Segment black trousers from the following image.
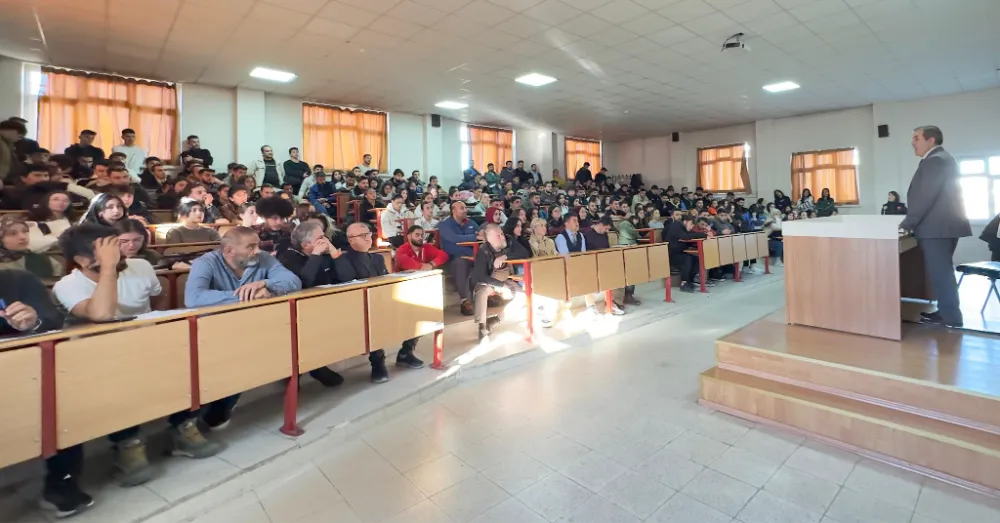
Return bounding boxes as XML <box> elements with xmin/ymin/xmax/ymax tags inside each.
<box><xmin>671</xmin><ymin>252</ymin><xmax>699</xmax><ymax>283</ymax></box>
<box><xmin>449</xmin><ymin>257</ymin><xmax>474</xmax><ymax>301</ymax></box>
<box><xmin>918</xmin><ymin>238</ymin><xmax>962</xmax><ymax>324</ymax></box>
<box><xmin>46</xmin><ymin>445</ymin><xmax>83</xmax><ymax>485</ymax></box>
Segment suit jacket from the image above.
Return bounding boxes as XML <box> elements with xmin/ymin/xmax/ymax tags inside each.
<box><xmin>899</xmin><ymin>147</ymin><xmax>972</xmax><ymax>239</ymax></box>
<box><xmin>332</xmin><ymin>248</ymin><xmax>387</xmax><ymax>282</ymax></box>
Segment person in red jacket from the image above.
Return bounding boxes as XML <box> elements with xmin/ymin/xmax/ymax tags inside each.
<box><xmin>396</xmin><ymin>225</ymin><xmax>449</xmax><ymax>271</ymax></box>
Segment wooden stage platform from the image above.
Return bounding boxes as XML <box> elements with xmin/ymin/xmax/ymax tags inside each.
<box><xmin>699</xmin><ymin>311</ymin><xmax>1000</xmax><ymax>498</ymax></box>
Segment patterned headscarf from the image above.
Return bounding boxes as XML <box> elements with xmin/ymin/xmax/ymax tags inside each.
<box><xmin>0</xmin><ymin>214</ymin><xmax>30</xmax><ymax>263</ymax></box>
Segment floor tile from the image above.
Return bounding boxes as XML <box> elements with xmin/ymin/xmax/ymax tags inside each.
<box><xmin>825</xmin><ymin>487</ymin><xmax>913</xmax><ymax>523</ymax></box>
<box><xmin>783</xmin><ymin>444</ymin><xmax>857</xmax><ymax>485</ymax></box>
<box><xmin>732</xmin><ymin>427</ymin><xmax>802</xmax><ymax>464</ymax></box>
<box><xmin>680</xmin><ymin>468</ymin><xmax>757</xmax><ymax>517</ymax></box>
<box><xmin>60</xmin><ymin>484</ymin><xmax>168</xmax><ymax>523</ymax></box>
<box><xmin>598</xmin><ymin>469</ymin><xmax>675</xmax><ymax>519</ymax></box>
<box><xmin>915</xmin><ymin>481</ymin><xmax>1000</xmax><ymax>523</ymax></box>
<box><xmin>524</xmin><ymin>434</ymin><xmax>592</xmax><ymax>472</ymax></box>
<box><xmin>736</xmin><ymin>490</ymin><xmax>822</xmax><ymax>523</ymax></box>
<box><xmin>480</xmin><ymin>452</ymin><xmax>553</xmax><ymax>495</ymax></box>
<box><xmin>337</xmin><ymin>473</ymin><xmax>426</xmax><ymax>523</ymax></box>
<box><xmin>632</xmin><ymin>448</ymin><xmax>705</xmax><ymax>490</ymax></box>
<box><xmin>291</xmin><ymin>501</ymin><xmax>363</xmax><ymax>523</ymax></box>
<box><xmin>558</xmin><ymin>451</ymin><xmax>628</xmax><ymax>492</ymax></box>
<box><xmin>378</xmin><ymin>499</ymin><xmax>453</xmax><ymax>523</ymax></box>
<box><xmin>256</xmin><ymin>463</ymin><xmax>343</xmax><ymax>523</ymax></box>
<box><xmin>144</xmin><ymin>456</ymin><xmax>241</xmax><ymax>504</ymax></box>
<box><xmin>516</xmin><ymin>473</ymin><xmax>595</xmax><ymax>522</ymax></box>
<box><xmin>664</xmin><ymin>431</ymin><xmax>730</xmax><ymax>466</ymax></box>
<box><xmin>375</xmin><ymin>433</ymin><xmax>452</xmax><ymax>473</ymax></box>
<box><xmin>647</xmin><ymin>492</ymin><xmax>733</xmax><ymax>523</ymax></box>
<box><xmin>763</xmin><ymin>466</ymin><xmax>841</xmax><ymax>514</ymax></box>
<box><xmin>469</xmin><ymin>498</ymin><xmax>546</xmax><ymax>523</ymax></box>
<box><xmin>430</xmin><ymin>474</ymin><xmax>509</xmax><ymax>523</ymax></box>
<box><xmin>693</xmin><ymin>412</ymin><xmax>753</xmax><ymax>445</ymax></box>
<box><xmin>405</xmin><ymin>454</ymin><xmax>478</xmax><ymax>496</ymax></box>
<box><xmin>451</xmin><ymin>436</ymin><xmax>518</xmax><ymax>472</ymax></box>
<box><xmin>559</xmin><ymin>495</ymin><xmax>641</xmax><ymax>523</ymax></box>
<box><xmin>188</xmin><ymin>493</ymin><xmax>270</xmax><ymax>523</ymax></box>
<box><xmin>589</xmin><ymin>430</ymin><xmax>665</xmax><ymax>468</ymax></box>
<box><xmin>710</xmin><ymin>446</ymin><xmax>781</xmax><ymax>488</ymax></box>
<box><xmin>842</xmin><ymin>460</ymin><xmax>922</xmax><ymax>512</ymax></box>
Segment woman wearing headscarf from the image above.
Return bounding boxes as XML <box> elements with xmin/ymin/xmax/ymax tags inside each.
<box><xmin>881</xmin><ymin>191</ymin><xmax>908</xmax><ymax>215</ymax></box>
<box><xmin>0</xmin><ymin>214</ymin><xmax>64</xmax><ymax>278</ymax></box>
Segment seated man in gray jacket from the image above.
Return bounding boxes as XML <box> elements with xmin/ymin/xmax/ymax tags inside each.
<box><xmin>185</xmin><ymin>226</ymin><xmax>301</xmax><ymax>307</ymax></box>
<box><xmin>472</xmin><ymin>223</ymin><xmax>522</xmax><ymax>341</ymax></box>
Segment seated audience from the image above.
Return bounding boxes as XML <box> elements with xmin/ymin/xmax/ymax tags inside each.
<box><xmin>380</xmin><ymin>193</ymin><xmax>407</xmax><ymax>247</ymax></box>
<box><xmin>26</xmin><ymin>189</ymin><xmax>75</xmax><ymax>252</ymax></box>
<box><xmin>395</xmin><ymin>224</ymin><xmax>448</xmax><ymax>271</ymax></box>
<box><xmin>307</xmin><ymin>171</ymin><xmax>336</xmax><ymax>215</ymax></box>
<box><xmin>254</xmin><ymin>196</ymin><xmax>294</xmax><ymax>253</ymax></box>
<box><xmin>185</xmin><ymin>226</ymin><xmax>300</xmax><ymax>307</ymax></box>
<box><xmin>359</xmin><ymin>187</ymin><xmax>380</xmax><ymax>222</ymax></box>
<box><xmin>439</xmin><ymin>201</ymin><xmax>483</xmax><ymax>315</ymax></box>
<box><xmin>113</xmin><ymin>184</ymin><xmax>154</xmax><ymax>224</ymax></box>
<box><xmin>0</xmin><ymin>214</ymin><xmax>63</xmax><ymax>278</ymax></box>
<box><xmin>666</xmin><ymin>214</ymin><xmax>708</xmax><ymax>292</ymax></box>
<box><xmin>115</xmin><ymin>219</ymin><xmax>166</xmax><ymax>268</ymax></box>
<box><xmin>334</xmin><ymin>223</ymin><xmax>425</xmax><ymax>382</ymax></box>
<box><xmin>165</xmin><ymin>199</ymin><xmax>222</xmax><ymax>244</ymax></box>
<box><xmin>413</xmin><ymin>201</ymin><xmax>439</xmax><ymax>232</ymax></box>
<box><xmin>181</xmin><ymin>183</ymin><xmax>225</xmax><ymax>223</ymax></box>
<box><xmin>796</xmin><ymin>188</ymin><xmax>814</xmax><ymax>214</ymax></box>
<box><xmin>274</xmin><ymin>220</ymin><xmax>350</xmax><ymax>388</ymax></box>
<box><xmin>239</xmin><ymin>202</ymin><xmax>259</xmax><ymax>227</ymax></box>
<box><xmin>472</xmin><ymin>224</ymin><xmax>521</xmax><ymax>340</ymax></box>
<box><xmin>587</xmin><ymin>216</ymin><xmax>638</xmax><ymax>308</ymax></box>
<box><xmin>502</xmin><ymin>217</ymin><xmax>532</xmax><ymax>259</ymax></box>
<box><xmin>556</xmin><ymin>214</ymin><xmax>622</xmax><ymax>315</ymax></box>
<box><xmin>882</xmin><ymin>191</ymin><xmax>907</xmax><ymax>215</ymax></box>
<box><xmin>79</xmin><ymin>192</ymin><xmax>127</xmax><ymax>226</ymax></box>
<box><xmin>157</xmin><ymin>178</ymin><xmax>187</xmax><ymax>211</ymax></box>
<box><xmin>815</xmin><ymin>188</ymin><xmax>836</xmax><ymax>217</ymax></box>
<box><xmin>219</xmin><ymin>184</ymin><xmax>249</xmax><ymax>222</ymax></box>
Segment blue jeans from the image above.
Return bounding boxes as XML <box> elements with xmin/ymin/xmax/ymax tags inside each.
<box><xmin>768</xmin><ymin>240</ymin><xmax>784</xmax><ymax>260</ymax></box>
<box><xmin>108</xmin><ymin>394</ymin><xmax>241</xmax><ymax>443</ymax></box>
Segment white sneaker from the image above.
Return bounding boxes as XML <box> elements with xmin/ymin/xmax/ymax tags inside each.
<box><xmin>609</xmin><ymin>303</ymin><xmax>625</xmax><ymax>316</ymax></box>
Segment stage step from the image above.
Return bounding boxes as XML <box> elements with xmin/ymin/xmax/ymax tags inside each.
<box><xmin>699</xmin><ymin>367</ymin><xmax>1000</xmax><ymax>496</ymax></box>
<box><xmin>716</xmin><ymin>340</ymin><xmax>1000</xmax><ymax>434</ymax></box>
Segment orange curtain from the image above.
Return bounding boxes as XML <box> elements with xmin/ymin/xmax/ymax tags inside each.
<box><xmin>791</xmin><ymin>148</ymin><xmax>859</xmax><ymax>205</ymax></box>
<box><xmin>565</xmin><ymin>138</ymin><xmax>601</xmax><ymax>180</ymax></box>
<box><xmin>698</xmin><ymin>144</ymin><xmax>750</xmax><ymax>193</ymax></box>
<box><xmin>468</xmin><ymin>125</ymin><xmax>513</xmax><ymax>172</ymax></box>
<box><xmin>302</xmin><ymin>104</ymin><xmax>387</xmax><ymax>172</ymax></box>
<box><xmin>37</xmin><ymin>69</ymin><xmax>178</xmax><ymax>161</ymax></box>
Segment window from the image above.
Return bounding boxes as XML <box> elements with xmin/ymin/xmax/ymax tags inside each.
<box><xmin>958</xmin><ymin>155</ymin><xmax>1000</xmax><ymax>221</ymax></box>
<box><xmin>37</xmin><ymin>67</ymin><xmax>178</xmax><ymax>160</ymax></box>
<box><xmin>302</xmin><ymin>103</ymin><xmax>387</xmax><ymax>172</ymax></box>
<box><xmin>698</xmin><ymin>143</ymin><xmax>750</xmax><ymax>193</ymax></box>
<box><xmin>565</xmin><ymin>138</ymin><xmax>601</xmax><ymax>180</ymax></box>
<box><xmin>462</xmin><ymin>125</ymin><xmax>513</xmax><ymax>173</ymax></box>
<box><xmin>790</xmin><ymin>148</ymin><xmax>860</xmax><ymax>205</ymax></box>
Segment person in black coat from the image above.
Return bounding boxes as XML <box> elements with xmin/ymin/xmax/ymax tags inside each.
<box><xmin>471</xmin><ymin>223</ymin><xmax>522</xmax><ymax>340</ymax></box>
<box><xmin>772</xmin><ymin>189</ymin><xmax>792</xmax><ymax>214</ymax></box>
<box><xmin>881</xmin><ymin>191</ymin><xmax>908</xmax><ymax>215</ymax></box>
<box><xmin>666</xmin><ymin>215</ymin><xmax>707</xmax><ymax>292</ymax></box>
<box><xmin>333</xmin><ymin>223</ymin><xmax>424</xmax><ymax>383</ymax></box>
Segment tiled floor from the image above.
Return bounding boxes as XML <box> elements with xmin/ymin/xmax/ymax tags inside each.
<box><xmin>10</xmin><ymin>270</ymin><xmax>1000</xmax><ymax>523</ymax></box>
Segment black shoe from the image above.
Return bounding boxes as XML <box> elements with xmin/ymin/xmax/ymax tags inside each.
<box><xmin>920</xmin><ymin>315</ymin><xmax>963</xmax><ymax>328</ymax></box>
<box><xmin>920</xmin><ymin>311</ymin><xmax>941</xmax><ymax>320</ymax></box>
<box><xmin>396</xmin><ymin>352</ymin><xmax>425</xmax><ymax>369</ymax></box>
<box><xmin>478</xmin><ymin>324</ymin><xmax>490</xmax><ymax>341</ymax></box>
<box><xmin>487</xmin><ymin>295</ymin><xmax>503</xmax><ymax>307</ymax></box>
<box><xmin>41</xmin><ymin>477</ymin><xmax>94</xmax><ymax>519</ymax></box>
<box><xmin>460</xmin><ymin>300</ymin><xmax>474</xmax><ymax>316</ymax></box>
<box><xmin>485</xmin><ymin>316</ymin><xmax>501</xmax><ymax>333</ymax></box>
<box><xmin>310</xmin><ymin>367</ymin><xmax>345</xmax><ymax>388</ymax></box>
<box><xmin>680</xmin><ymin>282</ymin><xmax>696</xmax><ymax>293</ymax></box>
<box><xmin>623</xmin><ymin>294</ymin><xmax>641</xmax><ymax>305</ymax></box>
<box><xmin>371</xmin><ymin>358</ymin><xmax>389</xmax><ymax>383</ymax></box>
<box><xmin>203</xmin><ymin>400</ymin><xmax>237</xmax><ymax>432</ymax></box>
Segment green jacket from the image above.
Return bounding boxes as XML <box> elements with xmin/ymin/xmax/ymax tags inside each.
<box><xmin>616</xmin><ymin>220</ymin><xmax>640</xmax><ymax>245</ymax></box>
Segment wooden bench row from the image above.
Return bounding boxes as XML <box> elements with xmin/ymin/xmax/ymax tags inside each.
<box><xmin>0</xmin><ymin>271</ymin><xmax>445</xmax><ymax>470</ymax></box>
<box><xmin>684</xmin><ymin>232</ymin><xmax>772</xmax><ymax>292</ymax></box>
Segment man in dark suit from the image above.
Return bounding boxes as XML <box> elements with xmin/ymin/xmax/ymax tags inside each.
<box><xmin>900</xmin><ymin>126</ymin><xmax>972</xmax><ymax>327</ymax></box>
<box><xmin>334</xmin><ymin>223</ymin><xmax>425</xmax><ymax>382</ymax></box>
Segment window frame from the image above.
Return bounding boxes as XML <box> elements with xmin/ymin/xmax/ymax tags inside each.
<box><xmin>789</xmin><ymin>146</ymin><xmax>861</xmax><ymax>207</ymax></box>
<box><xmin>957</xmin><ymin>154</ymin><xmax>1000</xmax><ymax>223</ymax></box>
<box><xmin>565</xmin><ymin>137</ymin><xmax>602</xmax><ymax>181</ymax></box>
<box><xmin>697</xmin><ymin>142</ymin><xmax>751</xmax><ymax>194</ymax></box>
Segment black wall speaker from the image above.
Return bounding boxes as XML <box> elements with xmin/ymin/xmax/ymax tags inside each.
<box><xmin>877</xmin><ymin>124</ymin><xmax>889</xmax><ymax>138</ymax></box>
<box><xmin>430</xmin><ymin>114</ymin><xmax>442</xmax><ymax>128</ymax></box>
<box><xmin>671</xmin><ymin>132</ymin><xmax>680</xmax><ymax>142</ymax></box>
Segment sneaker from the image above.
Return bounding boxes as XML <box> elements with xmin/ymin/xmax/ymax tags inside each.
<box><xmin>41</xmin><ymin>477</ymin><xmax>94</xmax><ymax>519</ymax></box>
<box><xmin>460</xmin><ymin>300</ymin><xmax>474</xmax><ymax>316</ymax></box>
<box><xmin>396</xmin><ymin>352</ymin><xmax>425</xmax><ymax>369</ymax></box>
<box><xmin>310</xmin><ymin>367</ymin><xmax>345</xmax><ymax>387</ymax></box>
<box><xmin>704</xmin><ymin>280</ymin><xmax>717</xmax><ymax>287</ymax></box>
<box><xmin>609</xmin><ymin>302</ymin><xmax>625</xmax><ymax>316</ymax></box>
<box><xmin>485</xmin><ymin>316</ymin><xmax>502</xmax><ymax>333</ymax></box>
<box><xmin>538</xmin><ymin>306</ymin><xmax>553</xmax><ymax>328</ymax></box>
<box><xmin>680</xmin><ymin>282</ymin><xmax>696</xmax><ymax>293</ymax></box>
<box><xmin>623</xmin><ymin>294</ymin><xmax>641</xmax><ymax>306</ymax></box>
<box><xmin>478</xmin><ymin>324</ymin><xmax>490</xmax><ymax>341</ymax></box>
<box><xmin>114</xmin><ymin>438</ymin><xmax>153</xmax><ymax>487</ymax></box>
<box><xmin>487</xmin><ymin>295</ymin><xmax>503</xmax><ymax>308</ymax></box>
<box><xmin>203</xmin><ymin>401</ymin><xmax>237</xmax><ymax>432</ymax></box>
<box><xmin>371</xmin><ymin>358</ymin><xmax>390</xmax><ymax>383</ymax></box>
<box><xmin>170</xmin><ymin>420</ymin><xmax>223</xmax><ymax>459</ymax></box>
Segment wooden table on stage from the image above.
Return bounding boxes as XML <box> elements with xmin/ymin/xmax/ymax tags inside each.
<box><xmin>783</xmin><ymin>215</ymin><xmax>931</xmax><ymax>341</ymax></box>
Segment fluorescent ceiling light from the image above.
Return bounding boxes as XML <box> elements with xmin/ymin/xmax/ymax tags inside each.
<box><xmin>435</xmin><ymin>101</ymin><xmax>468</xmax><ymax>109</ymax></box>
<box><xmin>763</xmin><ymin>81</ymin><xmax>799</xmax><ymax>93</ymax></box>
<box><xmin>516</xmin><ymin>73</ymin><xmax>557</xmax><ymax>87</ymax></box>
<box><xmin>250</xmin><ymin>67</ymin><xmax>296</xmax><ymax>83</ymax></box>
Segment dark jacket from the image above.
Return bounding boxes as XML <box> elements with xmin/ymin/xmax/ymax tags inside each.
<box><xmin>471</xmin><ymin>241</ymin><xmax>509</xmax><ymax>288</ymax></box>
<box><xmin>665</xmin><ymin>221</ymin><xmax>706</xmax><ymax>254</ymax></box>
<box><xmin>277</xmin><ymin>247</ymin><xmax>339</xmax><ymax>288</ymax></box>
<box><xmin>899</xmin><ymin>147</ymin><xmax>972</xmax><ymax>239</ymax></box>
<box><xmin>439</xmin><ymin>216</ymin><xmax>480</xmax><ymax>258</ymax></box>
<box><xmin>881</xmin><ymin>201</ymin><xmax>908</xmax><ymax>215</ymax></box>
<box><xmin>64</xmin><ymin>144</ymin><xmax>106</xmax><ymax>162</ymax></box>
<box><xmin>180</xmin><ymin>148</ymin><xmax>213</xmax><ymax>168</ymax></box>
<box><xmin>333</xmin><ymin>247</ymin><xmax>387</xmax><ymax>281</ymax></box>
<box><xmin>0</xmin><ymin>269</ymin><xmax>64</xmax><ymax>338</ymax></box>
<box><xmin>583</xmin><ymin>229</ymin><xmax>610</xmax><ymax>250</ymax></box>
<box><xmin>283</xmin><ymin>160</ymin><xmax>310</xmax><ymax>192</ymax></box>
<box><xmin>575</xmin><ymin>168</ymin><xmax>593</xmax><ymax>184</ymax></box>
<box><xmin>774</xmin><ymin>195</ymin><xmax>793</xmax><ymax>213</ymax></box>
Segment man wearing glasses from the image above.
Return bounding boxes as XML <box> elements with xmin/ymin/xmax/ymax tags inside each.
<box><xmin>334</xmin><ymin>223</ymin><xmax>425</xmax><ymax>383</ymax></box>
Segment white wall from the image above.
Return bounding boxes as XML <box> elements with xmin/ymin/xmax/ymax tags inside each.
<box><xmin>0</xmin><ymin>56</ymin><xmax>22</xmax><ymax>122</ymax></box>
<box><xmin>264</xmin><ymin>93</ymin><xmax>304</xmax><ymax>165</ymax></box>
<box><xmin>440</xmin><ymin>117</ymin><xmax>463</xmax><ymax>188</ymax></box>
<box><xmin>515</xmin><ymin>128</ymin><xmax>555</xmax><ymax>179</ymax></box>
<box><xmin>179</xmin><ymin>84</ymin><xmax>236</xmax><ymax>168</ymax></box>
<box><xmin>235</xmin><ymin>88</ymin><xmax>266</xmax><ymax>168</ymax></box>
<box><xmin>388</xmin><ymin>112</ymin><xmax>425</xmax><ymax>177</ymax></box>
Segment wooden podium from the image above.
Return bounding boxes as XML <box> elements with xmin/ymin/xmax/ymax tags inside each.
<box><xmin>783</xmin><ymin>215</ymin><xmax>929</xmax><ymax>340</ymax></box>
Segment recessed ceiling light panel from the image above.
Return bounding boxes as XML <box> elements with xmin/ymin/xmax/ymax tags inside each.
<box><xmin>435</xmin><ymin>101</ymin><xmax>468</xmax><ymax>109</ymax></box>
<box><xmin>763</xmin><ymin>81</ymin><xmax>800</xmax><ymax>93</ymax></box>
<box><xmin>250</xmin><ymin>67</ymin><xmax>296</xmax><ymax>83</ymax></box>
<box><xmin>516</xmin><ymin>73</ymin><xmax>557</xmax><ymax>87</ymax></box>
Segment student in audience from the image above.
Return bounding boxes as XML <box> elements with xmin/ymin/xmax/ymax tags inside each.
<box><xmin>307</xmin><ymin>171</ymin><xmax>336</xmax><ymax>216</ymax></box>
<box><xmin>180</xmin><ymin>135</ymin><xmax>213</xmax><ymax>167</ymax></box>
<box><xmin>0</xmin><ymin>214</ymin><xmax>63</xmax><ymax>277</ymax></box>
<box><xmin>588</xmin><ymin>216</ymin><xmax>638</xmax><ymax>308</ymax></box>
<box><xmin>156</xmin><ymin>178</ymin><xmax>185</xmax><ymax>211</ymax></box>
<box><xmin>356</xmin><ymin>153</ymin><xmax>374</xmax><ymax>174</ymax></box>
<box><xmin>185</xmin><ymin>226</ymin><xmax>300</xmax><ymax>309</ymax></box>
<box><xmin>139</xmin><ymin>161</ymin><xmax>167</xmax><ymax>192</ymax></box>
<box><xmin>237</xmin><ymin>175</ymin><xmax>257</xmax><ymax>198</ymax></box>
<box><xmin>470</xmin><ymin>223</ymin><xmax>519</xmax><ymax>340</ymax></box>
<box><xmin>181</xmin><ymin>183</ymin><xmax>225</xmax><ymax>224</ymax></box>
<box><xmin>764</xmin><ymin>208</ymin><xmax>784</xmax><ymax>265</ymax></box>
<box><xmin>26</xmin><ymin>189</ymin><xmax>75</xmax><ymax>251</ymax></box>
<box><xmin>574</xmin><ymin>162</ymin><xmax>593</xmax><ymax>185</ymax></box>
<box><xmin>254</xmin><ymin>196</ymin><xmax>294</xmax><ymax>253</ymax></box>
<box><xmin>111</xmin><ymin>129</ymin><xmax>145</xmax><ymax>181</ymax></box>
<box><xmin>413</xmin><ymin>201</ymin><xmax>439</xmax><ymax>232</ymax></box>
<box><xmin>380</xmin><ymin>193</ymin><xmax>407</xmax><ymax>247</ymax></box>
<box><xmin>647</xmin><ymin>209</ymin><xmax>665</xmax><ymax>229</ymax></box>
<box><xmin>219</xmin><ymin>185</ymin><xmax>249</xmax><ymax>223</ymax></box>
<box><xmin>115</xmin><ymin>219</ymin><xmax>167</xmax><ymax>268</ymax></box>
<box><xmin>378</xmin><ymin>180</ymin><xmax>395</xmax><ymax>203</ymax></box>
<box><xmin>547</xmin><ymin>205</ymin><xmax>565</xmax><ymax>234</ymax></box>
<box><xmin>334</xmin><ymin>223</ymin><xmax>424</xmax><ymax>382</ymax></box>
<box><xmin>247</xmin><ymin>145</ymin><xmax>284</xmax><ymax>188</ymax></box>
<box><xmin>113</xmin><ymin>184</ymin><xmax>154</xmax><ymax>224</ymax></box>
<box><xmin>282</xmin><ymin>147</ymin><xmax>309</xmax><ymax>194</ymax></box>
<box><xmin>796</xmin><ymin>188</ymin><xmax>814</xmax><ymax>214</ymax></box>
<box><xmin>238</xmin><ymin>202</ymin><xmax>259</xmax><ymax>228</ymax></box>
<box><xmin>64</xmin><ymin>129</ymin><xmax>105</xmax><ymax>163</ymax></box>
<box><xmin>166</xmin><ymin>199</ymin><xmax>222</xmax><ymax>244</ymax></box>
<box><xmin>555</xmin><ymin>213</ymin><xmax>586</xmax><ymax>254</ymax></box>
<box><xmin>502</xmin><ymin>217</ymin><xmax>532</xmax><ymax>259</ymax></box>
<box><xmin>395</xmin><ymin>224</ymin><xmax>449</xmax><ymax>271</ymax></box>
<box><xmin>529</xmin><ymin>218</ymin><xmax>556</xmax><ymax>257</ymax></box>
<box><xmin>79</xmin><ymin>192</ymin><xmax>126</xmax><ymax>226</ymax></box>
<box><xmin>772</xmin><ymin>189</ymin><xmax>792</xmax><ymax>213</ymax></box>
<box><xmin>439</xmin><ymin>201</ymin><xmax>483</xmax><ymax>316</ymax></box>
<box><xmin>882</xmin><ymin>191</ymin><xmax>907</xmax><ymax>215</ymax></box>
<box><xmin>666</xmin><ymin>215</ymin><xmax>708</xmax><ymax>293</ymax></box>
<box><xmin>814</xmin><ymin>188</ymin><xmax>836</xmax><ymax>217</ymax></box>
<box><xmin>616</xmin><ymin>213</ymin><xmax>640</xmax><ymax>245</ymax></box>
